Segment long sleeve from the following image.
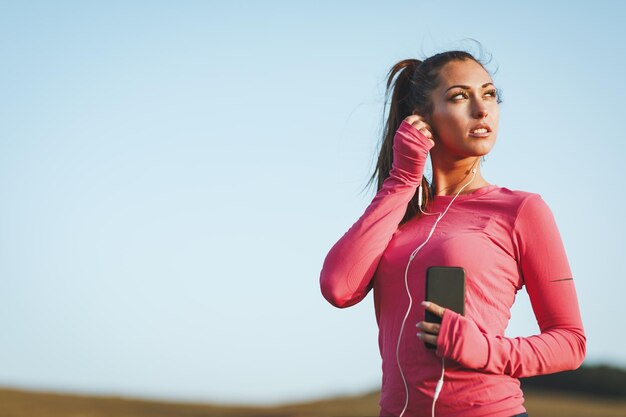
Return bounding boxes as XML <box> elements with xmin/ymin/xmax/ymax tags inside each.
<box><xmin>319</xmin><ymin>120</ymin><xmax>434</xmax><ymax>308</ymax></box>
<box><xmin>436</xmin><ymin>194</ymin><xmax>586</xmax><ymax>377</ymax></box>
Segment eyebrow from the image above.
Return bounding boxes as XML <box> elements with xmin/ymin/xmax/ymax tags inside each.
<box><xmin>445</xmin><ymin>82</ymin><xmax>495</xmax><ymax>92</ymax></box>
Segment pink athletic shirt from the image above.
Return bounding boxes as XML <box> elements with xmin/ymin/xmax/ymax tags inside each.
<box><xmin>319</xmin><ymin>120</ymin><xmax>586</xmax><ymax>417</ymax></box>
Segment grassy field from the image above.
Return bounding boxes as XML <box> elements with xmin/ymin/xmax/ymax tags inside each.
<box><xmin>1</xmin><ymin>386</ymin><xmax>625</xmax><ymax>417</ymax></box>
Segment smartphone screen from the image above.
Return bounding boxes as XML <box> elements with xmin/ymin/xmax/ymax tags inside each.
<box><xmin>424</xmin><ymin>266</ymin><xmax>465</xmax><ymax>348</ymax></box>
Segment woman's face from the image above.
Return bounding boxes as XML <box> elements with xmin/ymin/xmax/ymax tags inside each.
<box><xmin>426</xmin><ymin>59</ymin><xmax>500</xmax><ymax>162</ymax></box>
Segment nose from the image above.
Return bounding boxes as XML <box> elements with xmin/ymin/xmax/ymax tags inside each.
<box><xmin>473</xmin><ymin>100</ymin><xmax>489</xmax><ymax>119</ymax></box>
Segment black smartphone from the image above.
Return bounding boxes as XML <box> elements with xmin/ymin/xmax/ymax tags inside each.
<box><xmin>424</xmin><ymin>266</ymin><xmax>465</xmax><ymax>349</ymax></box>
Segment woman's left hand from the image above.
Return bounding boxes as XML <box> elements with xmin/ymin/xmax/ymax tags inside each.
<box><xmin>416</xmin><ymin>301</ymin><xmax>446</xmax><ymax>347</ymax></box>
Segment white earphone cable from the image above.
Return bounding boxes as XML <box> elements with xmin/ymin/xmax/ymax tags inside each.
<box><xmin>396</xmin><ymin>165</ymin><xmax>478</xmax><ymax>417</ymax></box>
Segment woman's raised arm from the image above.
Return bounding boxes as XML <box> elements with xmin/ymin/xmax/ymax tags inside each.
<box><xmin>319</xmin><ymin>120</ymin><xmax>435</xmax><ymax>308</ymax></box>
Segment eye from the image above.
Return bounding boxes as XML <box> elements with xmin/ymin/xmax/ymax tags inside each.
<box><xmin>450</xmin><ymin>88</ymin><xmax>501</xmax><ymax>102</ymax></box>
<box><xmin>487</xmin><ymin>87</ymin><xmax>503</xmax><ymax>103</ymax></box>
<box><xmin>450</xmin><ymin>91</ymin><xmax>468</xmax><ymax>100</ymax></box>
<box><xmin>485</xmin><ymin>88</ymin><xmax>498</xmax><ymax>98</ymax></box>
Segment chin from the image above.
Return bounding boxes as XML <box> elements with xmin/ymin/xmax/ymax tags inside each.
<box><xmin>468</xmin><ymin>140</ymin><xmax>496</xmax><ymax>155</ymax></box>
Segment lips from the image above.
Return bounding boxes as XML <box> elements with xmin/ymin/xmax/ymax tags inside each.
<box><xmin>469</xmin><ymin>123</ymin><xmax>491</xmax><ymax>134</ymax></box>
<box><xmin>469</xmin><ymin>123</ymin><xmax>492</xmax><ymax>137</ymax></box>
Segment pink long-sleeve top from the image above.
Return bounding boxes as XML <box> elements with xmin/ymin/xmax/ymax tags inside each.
<box><xmin>319</xmin><ymin>120</ymin><xmax>586</xmax><ymax>417</ymax></box>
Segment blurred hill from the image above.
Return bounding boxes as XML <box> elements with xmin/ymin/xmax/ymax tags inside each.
<box><xmin>520</xmin><ymin>363</ymin><xmax>626</xmax><ymax>397</ymax></box>
<box><xmin>0</xmin><ymin>364</ymin><xmax>624</xmax><ymax>417</ymax></box>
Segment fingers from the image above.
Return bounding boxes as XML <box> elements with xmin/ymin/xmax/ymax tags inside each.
<box><xmin>416</xmin><ymin>301</ymin><xmax>445</xmax><ymax>347</ymax></box>
<box><xmin>404</xmin><ymin>113</ymin><xmax>430</xmax><ymax>129</ymax></box>
<box><xmin>416</xmin><ymin>321</ymin><xmax>440</xmax><ymax>334</ymax></box>
<box><xmin>422</xmin><ymin>300</ymin><xmax>445</xmax><ymax>318</ymax></box>
<box><xmin>417</xmin><ymin>332</ymin><xmax>437</xmax><ymax>347</ymax></box>
<box><xmin>402</xmin><ymin>115</ymin><xmax>435</xmax><ymax>146</ymax></box>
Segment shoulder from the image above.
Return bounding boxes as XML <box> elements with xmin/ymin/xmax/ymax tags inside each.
<box><xmin>495</xmin><ymin>187</ymin><xmax>559</xmax><ymax>237</ymax></box>
<box><xmin>482</xmin><ymin>187</ymin><xmax>559</xmax><ymax>235</ymax></box>
<box><xmin>482</xmin><ymin>186</ymin><xmax>545</xmax><ymax>218</ymax></box>
<box><xmin>491</xmin><ymin>186</ymin><xmax>540</xmax><ymax>203</ymax></box>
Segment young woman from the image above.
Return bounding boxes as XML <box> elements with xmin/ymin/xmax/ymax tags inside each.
<box><xmin>319</xmin><ymin>50</ymin><xmax>586</xmax><ymax>417</ymax></box>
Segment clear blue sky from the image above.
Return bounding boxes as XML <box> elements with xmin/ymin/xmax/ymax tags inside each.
<box><xmin>1</xmin><ymin>0</ymin><xmax>624</xmax><ymax>407</ymax></box>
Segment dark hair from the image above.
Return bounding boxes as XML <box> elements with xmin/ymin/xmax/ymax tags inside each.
<box><xmin>365</xmin><ymin>49</ymin><xmax>502</xmax><ymax>226</ymax></box>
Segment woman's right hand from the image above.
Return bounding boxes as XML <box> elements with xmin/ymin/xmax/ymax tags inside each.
<box><xmin>402</xmin><ymin>114</ymin><xmax>435</xmax><ymax>148</ymax></box>
<box><xmin>389</xmin><ymin>114</ymin><xmax>436</xmax><ymax>185</ymax></box>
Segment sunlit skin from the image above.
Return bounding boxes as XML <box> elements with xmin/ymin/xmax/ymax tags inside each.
<box><xmin>408</xmin><ymin>58</ymin><xmax>500</xmax><ymax>196</ymax></box>
<box><xmin>404</xmin><ymin>59</ymin><xmax>501</xmax><ymax>347</ymax></box>
<box><xmin>416</xmin><ymin>301</ymin><xmax>445</xmax><ymax>347</ymax></box>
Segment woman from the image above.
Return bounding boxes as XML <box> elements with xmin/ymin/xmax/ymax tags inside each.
<box><xmin>319</xmin><ymin>50</ymin><xmax>586</xmax><ymax>417</ymax></box>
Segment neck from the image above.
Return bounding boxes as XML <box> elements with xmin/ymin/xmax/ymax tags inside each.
<box><xmin>430</xmin><ymin>157</ymin><xmax>489</xmax><ymax>196</ymax></box>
